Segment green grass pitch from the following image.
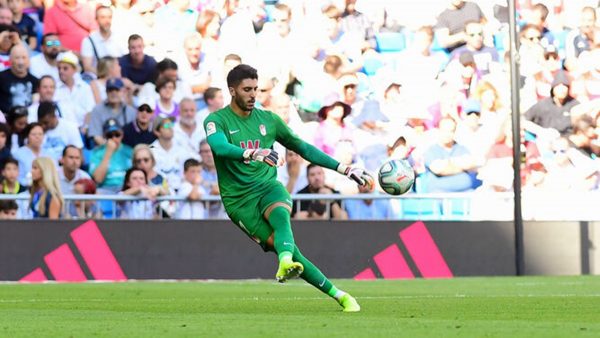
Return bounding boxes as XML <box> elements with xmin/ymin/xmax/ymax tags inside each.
<box><xmin>0</xmin><ymin>276</ymin><xmax>599</xmax><ymax>337</ymax></box>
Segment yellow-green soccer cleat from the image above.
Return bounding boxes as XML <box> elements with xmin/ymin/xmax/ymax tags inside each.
<box><xmin>339</xmin><ymin>294</ymin><xmax>361</xmax><ymax>312</ymax></box>
<box><xmin>275</xmin><ymin>260</ymin><xmax>304</xmax><ymax>283</ymax></box>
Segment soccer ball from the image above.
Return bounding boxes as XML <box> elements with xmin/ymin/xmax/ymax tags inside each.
<box><xmin>378</xmin><ymin>159</ymin><xmax>415</xmax><ymax>195</ymax></box>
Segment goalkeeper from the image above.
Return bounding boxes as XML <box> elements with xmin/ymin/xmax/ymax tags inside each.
<box><xmin>204</xmin><ymin>64</ymin><xmax>373</xmax><ymax>312</ymax></box>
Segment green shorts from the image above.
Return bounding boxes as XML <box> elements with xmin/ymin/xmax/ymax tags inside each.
<box><xmin>226</xmin><ymin>181</ymin><xmax>292</xmax><ymax>250</ymax></box>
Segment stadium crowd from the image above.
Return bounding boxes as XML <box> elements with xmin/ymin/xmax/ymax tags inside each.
<box><xmin>0</xmin><ymin>0</ymin><xmax>599</xmax><ymax>220</ymax></box>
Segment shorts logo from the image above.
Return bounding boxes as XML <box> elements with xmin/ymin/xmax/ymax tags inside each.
<box><xmin>206</xmin><ymin>122</ymin><xmax>216</xmax><ymax>136</ymax></box>
<box><xmin>259</xmin><ymin>124</ymin><xmax>266</xmax><ymax>136</ymax></box>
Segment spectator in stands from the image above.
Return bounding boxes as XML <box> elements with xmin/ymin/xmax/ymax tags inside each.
<box><xmin>68</xmin><ymin>178</ymin><xmax>101</xmax><ymax>219</ymax></box>
<box><xmin>524</xmin><ymin>71</ymin><xmax>579</xmax><ymax>136</ymax></box>
<box><xmin>90</xmin><ymin>57</ymin><xmax>127</xmax><ymax>104</ymax></box>
<box><xmin>118</xmin><ymin>34</ymin><xmax>157</xmax><ymax>87</ymax></box>
<box><xmin>195</xmin><ymin>9</ymin><xmax>220</xmax><ymax>61</ymax></box>
<box><xmin>341</xmin><ymin>0</ymin><xmax>375</xmax><ymax>51</ymax></box>
<box><xmin>0</xmin><ymin>122</ymin><xmax>10</xmax><ymax>162</ymax></box>
<box><xmin>13</xmin><ymin>122</ymin><xmax>52</xmax><ymax>185</ymax></box>
<box><xmin>150</xmin><ymin>116</ymin><xmax>188</xmax><ymax>191</ymax></box>
<box><xmin>321</xmin><ymin>5</ymin><xmax>363</xmax><ymax>72</ymax></box>
<box><xmin>210</xmin><ymin>53</ymin><xmax>241</xmax><ymax>104</ymax></box>
<box><xmin>27</xmin><ymin>76</ymin><xmax>78</xmax><ymax>125</ymax></box>
<box><xmin>88</xmin><ymin>77</ymin><xmax>136</xmax><ymax>145</ymax></box>
<box><xmin>132</xmin><ymin>143</ymin><xmax>169</xmax><ymax>194</ymax></box>
<box><xmin>37</xmin><ymin>101</ymin><xmax>83</xmax><ymax>161</ymax></box>
<box><xmin>43</xmin><ymin>0</ymin><xmax>96</xmax><ymax>53</ymax></box>
<box><xmin>117</xmin><ymin>167</ymin><xmax>155</xmax><ymax>219</ymax></box>
<box><xmin>81</xmin><ymin>5</ymin><xmax>125</xmax><ymax>74</ymax></box>
<box><xmin>153</xmin><ymin>77</ymin><xmax>179</xmax><ymax>119</ymax></box>
<box><xmin>345</xmin><ymin>178</ymin><xmax>392</xmax><ymax>220</ymax></box>
<box><xmin>89</xmin><ymin>118</ymin><xmax>133</xmax><ymax>193</ymax></box>
<box><xmin>572</xmin><ymin>47</ymin><xmax>600</xmax><ymax>102</ymax></box>
<box><xmin>29</xmin><ymin>33</ymin><xmax>61</xmax><ymax>82</ymax></box>
<box><xmin>0</xmin><ymin>7</ymin><xmax>13</xmax><ymax>25</ymax></box>
<box><xmin>138</xmin><ymin>58</ymin><xmax>192</xmax><ymax>105</ymax></box>
<box><xmin>6</xmin><ymin>105</ymin><xmax>28</xmax><ymax>152</ymax></box>
<box><xmin>176</xmin><ymin>158</ymin><xmax>207</xmax><ymax>219</ymax></box>
<box><xmin>153</xmin><ymin>0</ymin><xmax>198</xmax><ymax>57</ymax></box>
<box><xmin>0</xmin><ymin>199</ymin><xmax>18</xmax><ymax>219</ymax></box>
<box><xmin>450</xmin><ymin>21</ymin><xmax>499</xmax><ymax>75</ymax></box>
<box><xmin>420</xmin><ymin>117</ymin><xmax>480</xmax><ymax>193</ymax></box>
<box><xmin>58</xmin><ymin>145</ymin><xmax>91</xmax><ymax>194</ymax></box>
<box><xmin>0</xmin><ymin>44</ymin><xmax>38</xmax><ymax>114</ymax></box>
<box><xmin>122</xmin><ymin>103</ymin><xmax>156</xmax><ymax>148</ymax></box>
<box><xmin>518</xmin><ymin>24</ymin><xmax>546</xmax><ymax>77</ymax></box>
<box><xmin>565</xmin><ymin>6</ymin><xmax>597</xmax><ymax>68</ymax></box>
<box><xmin>255</xmin><ymin>75</ymin><xmax>274</xmax><ymax>109</ymax></box>
<box><xmin>0</xmin><ymin>24</ymin><xmax>20</xmax><ymax>72</ymax></box>
<box><xmin>174</xmin><ymin>98</ymin><xmax>202</xmax><ymax>158</ymax></box>
<box><xmin>1</xmin><ymin>157</ymin><xmax>26</xmax><ymax>193</ymax></box>
<box><xmin>178</xmin><ymin>32</ymin><xmax>212</xmax><ymax>110</ymax></box>
<box><xmin>29</xmin><ymin>156</ymin><xmax>63</xmax><ymax>219</ymax></box>
<box><xmin>277</xmin><ymin>148</ymin><xmax>308</xmax><ymax>194</ymax></box>
<box><xmin>435</xmin><ymin>0</ymin><xmax>485</xmax><ymax>52</ymax></box>
<box><xmin>7</xmin><ymin>0</ymin><xmax>36</xmax><ymax>50</ymax></box>
<box><xmin>196</xmin><ymin>87</ymin><xmax>224</xmax><ymax>126</ymax></box>
<box><xmin>197</xmin><ymin>139</ymin><xmax>225</xmax><ymax>219</ymax></box>
<box><xmin>314</xmin><ymin>96</ymin><xmax>354</xmax><ymax>156</ymax></box>
<box><xmin>525</xmin><ymin>3</ymin><xmax>552</xmax><ymax>43</ymax></box>
<box><xmin>292</xmin><ymin>164</ymin><xmax>348</xmax><ymax>220</ymax></box>
<box><xmin>54</xmin><ymin>51</ymin><xmax>95</xmax><ymax>128</ymax></box>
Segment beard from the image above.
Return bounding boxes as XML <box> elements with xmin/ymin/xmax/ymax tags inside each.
<box><xmin>234</xmin><ymin>95</ymin><xmax>254</xmax><ymax>112</ymax></box>
<box><xmin>180</xmin><ymin>117</ymin><xmax>195</xmax><ymax>126</ymax></box>
<box><xmin>47</xmin><ymin>50</ymin><xmax>59</xmax><ymax>60</ymax></box>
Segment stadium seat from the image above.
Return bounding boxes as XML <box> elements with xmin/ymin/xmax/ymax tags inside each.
<box><xmin>375</xmin><ymin>32</ymin><xmax>406</xmax><ymax>53</ymax></box>
<box><xmin>361</xmin><ymin>56</ymin><xmax>384</xmax><ymax>76</ymax></box>
<box><xmin>99</xmin><ymin>200</ymin><xmax>117</xmax><ymax>219</ymax></box>
<box><xmin>442</xmin><ymin>198</ymin><xmax>470</xmax><ymax>220</ymax></box>
<box><xmin>401</xmin><ymin>198</ymin><xmax>442</xmax><ymax>220</ymax></box>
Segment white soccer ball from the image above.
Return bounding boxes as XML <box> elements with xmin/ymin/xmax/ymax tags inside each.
<box><xmin>378</xmin><ymin>159</ymin><xmax>415</xmax><ymax>195</ymax></box>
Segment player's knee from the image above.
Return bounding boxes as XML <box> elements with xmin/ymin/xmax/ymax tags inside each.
<box><xmin>264</xmin><ymin>202</ymin><xmax>291</xmax><ymax>219</ymax></box>
<box><xmin>266</xmin><ymin>234</ymin><xmax>275</xmax><ymax>249</ymax></box>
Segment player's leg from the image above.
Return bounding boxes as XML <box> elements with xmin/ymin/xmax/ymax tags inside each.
<box><xmin>264</xmin><ymin>202</ymin><xmax>304</xmax><ymax>282</ymax></box>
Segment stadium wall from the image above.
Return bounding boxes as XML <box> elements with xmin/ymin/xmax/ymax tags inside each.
<box><xmin>1</xmin><ymin>220</ymin><xmax>597</xmax><ymax>282</ymax></box>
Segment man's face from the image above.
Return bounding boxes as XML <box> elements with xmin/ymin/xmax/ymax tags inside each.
<box><xmin>342</xmin><ymin>82</ymin><xmax>357</xmax><ymax>104</ymax></box>
<box><xmin>0</xmin><ymin>8</ymin><xmax>13</xmax><ymax>24</ymax></box>
<box><xmin>39</xmin><ymin>113</ymin><xmax>58</xmax><ymax>131</ymax></box>
<box><xmin>272</xmin><ymin>8</ymin><xmax>290</xmax><ymax>37</ymax></box>
<box><xmin>438</xmin><ymin>119</ymin><xmax>456</xmax><ymax>146</ymax></box>
<box><xmin>199</xmin><ymin>143</ymin><xmax>214</xmax><ymax>167</ymax></box>
<box><xmin>581</xmin><ymin>10</ymin><xmax>596</xmax><ymax>33</ymax></box>
<box><xmin>10</xmin><ymin>46</ymin><xmax>29</xmax><ymax>76</ymax></box>
<box><xmin>2</xmin><ymin>163</ymin><xmax>19</xmax><ymax>182</ymax></box>
<box><xmin>39</xmin><ymin>78</ymin><xmax>56</xmax><ymax>101</ymax></box>
<box><xmin>62</xmin><ymin>147</ymin><xmax>82</xmax><ymax>172</ymax></box>
<box><xmin>96</xmin><ymin>8</ymin><xmax>113</xmax><ymax>32</ymax></box>
<box><xmin>184</xmin><ymin>165</ymin><xmax>201</xmax><ymax>183</ymax></box>
<box><xmin>107</xmin><ymin>88</ymin><xmax>123</xmax><ymax>105</ymax></box>
<box><xmin>136</xmin><ymin>107</ymin><xmax>153</xmax><ymax>125</ymax></box>
<box><xmin>105</xmin><ymin>129</ymin><xmax>123</xmax><ymax>146</ymax></box>
<box><xmin>156</xmin><ymin>120</ymin><xmax>174</xmax><ymax>140</ymax></box>
<box><xmin>28</xmin><ymin>126</ymin><xmax>44</xmax><ymax>148</ymax></box>
<box><xmin>230</xmin><ymin>78</ymin><xmax>257</xmax><ymax>112</ymax></box>
<box><xmin>256</xmin><ymin>78</ymin><xmax>273</xmax><ymax>106</ymax></box>
<box><xmin>128</xmin><ymin>38</ymin><xmax>144</xmax><ymax>62</ymax></box>
<box><xmin>179</xmin><ymin>100</ymin><xmax>196</xmax><ymax>124</ymax></box>
<box><xmin>552</xmin><ymin>83</ymin><xmax>569</xmax><ymax>100</ymax></box>
<box><xmin>208</xmin><ymin>90</ymin><xmax>224</xmax><ymax>110</ymax></box>
<box><xmin>0</xmin><ymin>131</ymin><xmax>6</xmax><ymax>149</ymax></box>
<box><xmin>184</xmin><ymin>39</ymin><xmax>202</xmax><ymax>64</ymax></box>
<box><xmin>7</xmin><ymin>0</ymin><xmax>23</xmax><ymax>15</ymax></box>
<box><xmin>58</xmin><ymin>62</ymin><xmax>76</xmax><ymax>83</ymax></box>
<box><xmin>307</xmin><ymin>166</ymin><xmax>325</xmax><ymax>190</ymax></box>
<box><xmin>465</xmin><ymin>22</ymin><xmax>484</xmax><ymax>50</ymax></box>
<box><xmin>42</xmin><ymin>35</ymin><xmax>61</xmax><ymax>59</ymax></box>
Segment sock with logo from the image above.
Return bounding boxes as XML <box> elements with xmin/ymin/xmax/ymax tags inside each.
<box><xmin>292</xmin><ymin>244</ymin><xmax>334</xmax><ymax>295</ymax></box>
<box><xmin>267</xmin><ymin>206</ymin><xmax>295</xmax><ymax>262</ymax></box>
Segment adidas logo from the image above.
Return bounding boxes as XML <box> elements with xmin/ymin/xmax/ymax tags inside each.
<box><xmin>354</xmin><ymin>221</ymin><xmax>453</xmax><ymax>280</ymax></box>
<box><xmin>20</xmin><ymin>220</ymin><xmax>126</xmax><ymax>282</ymax></box>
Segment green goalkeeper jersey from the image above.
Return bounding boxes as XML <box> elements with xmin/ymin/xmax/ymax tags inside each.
<box><xmin>203</xmin><ymin>106</ymin><xmax>340</xmax><ymax>209</ymax></box>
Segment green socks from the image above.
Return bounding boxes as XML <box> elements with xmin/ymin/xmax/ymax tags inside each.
<box><xmin>292</xmin><ymin>245</ymin><xmax>334</xmax><ymax>294</ymax></box>
<box><xmin>268</xmin><ymin>206</ymin><xmax>296</xmax><ymax>261</ymax></box>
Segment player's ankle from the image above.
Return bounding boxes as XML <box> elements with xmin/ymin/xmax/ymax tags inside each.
<box><xmin>278</xmin><ymin>251</ymin><xmax>293</xmax><ymax>264</ymax></box>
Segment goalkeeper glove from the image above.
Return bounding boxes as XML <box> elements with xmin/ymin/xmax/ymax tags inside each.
<box><xmin>243</xmin><ymin>148</ymin><xmax>283</xmax><ymax>167</ymax></box>
<box><xmin>337</xmin><ymin>164</ymin><xmax>374</xmax><ymax>188</ymax></box>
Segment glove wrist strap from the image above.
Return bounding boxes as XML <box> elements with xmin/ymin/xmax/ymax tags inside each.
<box><xmin>337</xmin><ymin>164</ymin><xmax>349</xmax><ymax>175</ymax></box>
<box><xmin>243</xmin><ymin>149</ymin><xmax>254</xmax><ymax>160</ymax></box>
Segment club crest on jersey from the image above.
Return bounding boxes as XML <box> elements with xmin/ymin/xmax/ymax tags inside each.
<box><xmin>259</xmin><ymin>124</ymin><xmax>266</xmax><ymax>136</ymax></box>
